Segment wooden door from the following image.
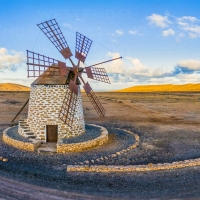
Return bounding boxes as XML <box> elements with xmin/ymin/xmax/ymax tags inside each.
<box><xmin>46</xmin><ymin>125</ymin><xmax>58</xmax><ymax>142</ymax></box>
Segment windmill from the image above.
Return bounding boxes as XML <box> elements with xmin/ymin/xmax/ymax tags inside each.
<box><xmin>12</xmin><ymin>19</ymin><xmax>121</xmax><ymax>142</ymax></box>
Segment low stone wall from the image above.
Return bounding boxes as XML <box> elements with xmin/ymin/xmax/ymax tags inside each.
<box><xmin>67</xmin><ymin>158</ymin><xmax>200</xmax><ymax>172</ymax></box>
<box><xmin>3</xmin><ymin>127</ymin><xmax>40</xmax><ymax>151</ymax></box>
<box><xmin>57</xmin><ymin>124</ymin><xmax>108</xmax><ymax>153</ymax></box>
<box><xmin>67</xmin><ymin>128</ymin><xmax>200</xmax><ymax>172</ymax></box>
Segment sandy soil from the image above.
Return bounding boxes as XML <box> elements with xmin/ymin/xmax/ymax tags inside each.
<box><xmin>1</xmin><ymin>91</ymin><xmax>200</xmax><ymax>199</ymax></box>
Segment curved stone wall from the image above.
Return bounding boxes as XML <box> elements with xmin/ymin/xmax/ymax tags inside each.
<box><xmin>57</xmin><ymin>124</ymin><xmax>108</xmax><ymax>153</ymax></box>
<box><xmin>3</xmin><ymin>127</ymin><xmax>40</xmax><ymax>151</ymax></box>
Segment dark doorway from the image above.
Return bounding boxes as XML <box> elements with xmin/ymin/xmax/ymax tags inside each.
<box><xmin>46</xmin><ymin>125</ymin><xmax>58</xmax><ymax>142</ymax></box>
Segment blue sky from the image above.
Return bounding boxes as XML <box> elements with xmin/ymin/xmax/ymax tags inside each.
<box><xmin>1</xmin><ymin>0</ymin><xmax>200</xmax><ymax>91</ymax></box>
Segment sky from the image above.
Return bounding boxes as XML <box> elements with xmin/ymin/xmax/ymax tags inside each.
<box><xmin>1</xmin><ymin>0</ymin><xmax>200</xmax><ymax>91</ymax></box>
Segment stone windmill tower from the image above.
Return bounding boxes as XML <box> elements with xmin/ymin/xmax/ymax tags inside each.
<box><xmin>12</xmin><ymin>19</ymin><xmax>121</xmax><ymax>143</ymax></box>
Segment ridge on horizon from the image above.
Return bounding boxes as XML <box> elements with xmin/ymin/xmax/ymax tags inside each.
<box><xmin>114</xmin><ymin>83</ymin><xmax>200</xmax><ymax>92</ymax></box>
<box><xmin>0</xmin><ymin>83</ymin><xmax>30</xmax><ymax>91</ymax></box>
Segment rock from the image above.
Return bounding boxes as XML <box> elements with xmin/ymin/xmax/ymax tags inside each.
<box><xmin>148</xmin><ymin>163</ymin><xmax>153</xmax><ymax>167</ymax></box>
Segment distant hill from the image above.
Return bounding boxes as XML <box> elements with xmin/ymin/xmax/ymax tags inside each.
<box><xmin>114</xmin><ymin>84</ymin><xmax>200</xmax><ymax>92</ymax></box>
<box><xmin>0</xmin><ymin>83</ymin><xmax>30</xmax><ymax>91</ymax></box>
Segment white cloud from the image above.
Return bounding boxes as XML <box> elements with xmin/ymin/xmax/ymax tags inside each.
<box><xmin>0</xmin><ymin>61</ymin><xmax>31</xmax><ymax>87</ymax></box>
<box><xmin>178</xmin><ymin>16</ymin><xmax>198</xmax><ymax>23</ymax></box>
<box><xmin>146</xmin><ymin>13</ymin><xmax>200</xmax><ymax>39</ymax></box>
<box><xmin>147</xmin><ymin>13</ymin><xmax>171</xmax><ymax>28</ymax></box>
<box><xmin>178</xmin><ymin>59</ymin><xmax>200</xmax><ymax>70</ymax></box>
<box><xmin>177</xmin><ymin>16</ymin><xmax>200</xmax><ymax>38</ymax></box>
<box><xmin>63</xmin><ymin>23</ymin><xmax>72</xmax><ymax>29</ymax></box>
<box><xmin>105</xmin><ymin>52</ymin><xmax>168</xmax><ymax>80</ymax></box>
<box><xmin>106</xmin><ymin>52</ymin><xmax>125</xmax><ymax>74</ymax></box>
<box><xmin>129</xmin><ymin>30</ymin><xmax>137</xmax><ymax>35</ymax></box>
<box><xmin>115</xmin><ymin>29</ymin><xmax>124</xmax><ymax>35</ymax></box>
<box><xmin>162</xmin><ymin>28</ymin><xmax>175</xmax><ymax>36</ymax></box>
<box><xmin>126</xmin><ymin>57</ymin><xmax>168</xmax><ymax>77</ymax></box>
<box><xmin>100</xmin><ymin>53</ymin><xmax>200</xmax><ymax>89</ymax></box>
<box><xmin>0</xmin><ymin>48</ymin><xmax>25</xmax><ymax>70</ymax></box>
<box><xmin>0</xmin><ymin>48</ymin><xmax>8</xmax><ymax>55</ymax></box>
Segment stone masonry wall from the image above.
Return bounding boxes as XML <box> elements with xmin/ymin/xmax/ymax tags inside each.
<box><xmin>26</xmin><ymin>85</ymin><xmax>85</xmax><ymax>141</ymax></box>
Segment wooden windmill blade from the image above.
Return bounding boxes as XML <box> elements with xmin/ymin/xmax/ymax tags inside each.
<box><xmin>37</xmin><ymin>19</ymin><xmax>73</xmax><ymax>59</ymax></box>
<box><xmin>83</xmin><ymin>57</ymin><xmax>122</xmax><ymax>84</ymax></box>
<box><xmin>68</xmin><ymin>79</ymin><xmax>78</xmax><ymax>95</ymax></box>
<box><xmin>83</xmin><ymin>82</ymin><xmax>105</xmax><ymax>119</ymax></box>
<box><xmin>75</xmin><ymin>32</ymin><xmax>93</xmax><ymax>64</ymax></box>
<box><xmin>11</xmin><ymin>98</ymin><xmax>29</xmax><ymax>123</ymax></box>
<box><xmin>85</xmin><ymin>67</ymin><xmax>110</xmax><ymax>84</ymax></box>
<box><xmin>59</xmin><ymin>89</ymin><xmax>78</xmax><ymax>127</ymax></box>
<box><xmin>27</xmin><ymin>50</ymin><xmax>68</xmax><ymax>77</ymax></box>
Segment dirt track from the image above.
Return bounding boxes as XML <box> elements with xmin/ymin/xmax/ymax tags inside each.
<box><xmin>1</xmin><ymin>91</ymin><xmax>200</xmax><ymax>199</ymax></box>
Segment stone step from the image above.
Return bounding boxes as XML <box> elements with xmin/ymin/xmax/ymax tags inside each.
<box><xmin>26</xmin><ymin>132</ymin><xmax>35</xmax><ymax>136</ymax></box>
<box><xmin>23</xmin><ymin>129</ymin><xmax>31</xmax><ymax>132</ymax></box>
<box><xmin>19</xmin><ymin>120</ymin><xmax>25</xmax><ymax>122</ymax></box>
<box><xmin>27</xmin><ymin>136</ymin><xmax>36</xmax><ymax>139</ymax></box>
<box><xmin>20</xmin><ymin>125</ymin><xmax>29</xmax><ymax>128</ymax></box>
<box><xmin>19</xmin><ymin>122</ymin><xmax>28</xmax><ymax>125</ymax></box>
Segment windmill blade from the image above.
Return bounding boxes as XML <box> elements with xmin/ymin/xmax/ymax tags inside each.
<box><xmin>27</xmin><ymin>50</ymin><xmax>62</xmax><ymax>77</ymax></box>
<box><xmin>75</xmin><ymin>32</ymin><xmax>93</xmax><ymax>63</ymax></box>
<box><xmin>11</xmin><ymin>98</ymin><xmax>29</xmax><ymax>123</ymax></box>
<box><xmin>37</xmin><ymin>19</ymin><xmax>72</xmax><ymax>59</ymax></box>
<box><xmin>86</xmin><ymin>56</ymin><xmax>122</xmax><ymax>68</ymax></box>
<box><xmin>58</xmin><ymin>61</ymin><xmax>68</xmax><ymax>76</ymax></box>
<box><xmin>83</xmin><ymin>82</ymin><xmax>105</xmax><ymax>119</ymax></box>
<box><xmin>85</xmin><ymin>67</ymin><xmax>110</xmax><ymax>84</ymax></box>
<box><xmin>68</xmin><ymin>80</ymin><xmax>78</xmax><ymax>95</ymax></box>
<box><xmin>59</xmin><ymin>89</ymin><xmax>78</xmax><ymax>127</ymax></box>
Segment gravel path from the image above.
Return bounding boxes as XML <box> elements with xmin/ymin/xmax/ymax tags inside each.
<box><xmin>1</xmin><ymin>124</ymin><xmax>200</xmax><ymax>199</ymax></box>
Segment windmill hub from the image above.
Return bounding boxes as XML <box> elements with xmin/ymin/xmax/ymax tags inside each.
<box><xmin>11</xmin><ymin>19</ymin><xmax>122</xmax><ymax>144</ymax></box>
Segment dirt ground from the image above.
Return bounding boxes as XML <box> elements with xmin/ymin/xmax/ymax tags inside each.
<box><xmin>1</xmin><ymin>91</ymin><xmax>200</xmax><ymax>199</ymax></box>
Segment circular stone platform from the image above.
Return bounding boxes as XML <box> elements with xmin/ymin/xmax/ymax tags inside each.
<box><xmin>3</xmin><ymin>124</ymin><xmax>108</xmax><ymax>153</ymax></box>
<box><xmin>57</xmin><ymin>124</ymin><xmax>108</xmax><ymax>153</ymax></box>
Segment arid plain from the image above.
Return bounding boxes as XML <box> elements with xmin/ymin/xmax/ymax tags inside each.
<box><xmin>1</xmin><ymin>88</ymin><xmax>200</xmax><ymax>199</ymax></box>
